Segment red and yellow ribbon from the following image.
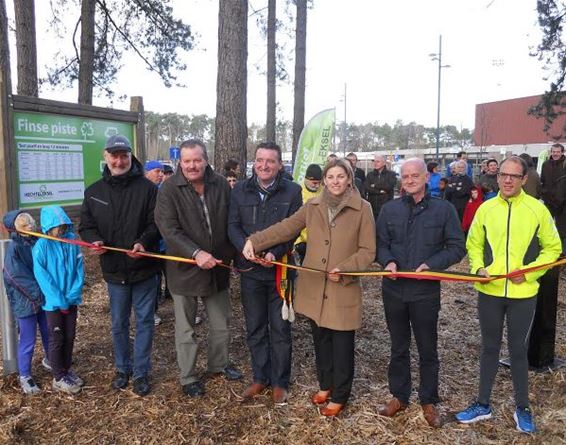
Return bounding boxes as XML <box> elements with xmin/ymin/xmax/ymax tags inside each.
<box><xmin>10</xmin><ymin>228</ymin><xmax>566</xmax><ymax>283</ymax></box>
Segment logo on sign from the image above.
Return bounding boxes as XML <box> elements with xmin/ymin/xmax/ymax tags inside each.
<box><xmin>24</xmin><ymin>184</ymin><xmax>54</xmax><ymax>200</ymax></box>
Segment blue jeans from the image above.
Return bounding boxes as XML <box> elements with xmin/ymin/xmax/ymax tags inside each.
<box><xmin>107</xmin><ymin>276</ymin><xmax>157</xmax><ymax>378</ymax></box>
<box><xmin>17</xmin><ymin>311</ymin><xmax>49</xmax><ymax>377</ymax></box>
<box><xmin>240</xmin><ymin>276</ymin><xmax>292</xmax><ymax>389</ymax></box>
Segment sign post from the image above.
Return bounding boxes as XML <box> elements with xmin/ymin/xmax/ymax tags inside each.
<box><xmin>0</xmin><ymin>239</ymin><xmax>18</xmax><ymax>375</ymax></box>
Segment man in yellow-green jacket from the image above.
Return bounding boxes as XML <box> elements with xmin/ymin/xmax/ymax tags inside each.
<box><xmin>293</xmin><ymin>164</ymin><xmax>323</xmax><ymax>262</ymax></box>
<box><xmin>455</xmin><ymin>156</ymin><xmax>562</xmax><ymax>434</ymax></box>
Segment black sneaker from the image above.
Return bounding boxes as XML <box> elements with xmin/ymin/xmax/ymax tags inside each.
<box><xmin>222</xmin><ymin>365</ymin><xmax>242</xmax><ymax>381</ymax></box>
<box><xmin>133</xmin><ymin>376</ymin><xmax>151</xmax><ymax>397</ymax></box>
<box><xmin>182</xmin><ymin>381</ymin><xmax>205</xmax><ymax>397</ymax></box>
<box><xmin>111</xmin><ymin>371</ymin><xmax>130</xmax><ymax>390</ymax></box>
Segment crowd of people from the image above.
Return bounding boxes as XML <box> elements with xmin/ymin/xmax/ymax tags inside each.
<box><xmin>3</xmin><ymin>135</ymin><xmax>564</xmax><ymax>435</ymax></box>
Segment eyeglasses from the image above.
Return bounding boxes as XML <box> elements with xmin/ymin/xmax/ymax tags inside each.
<box><xmin>497</xmin><ymin>172</ymin><xmax>524</xmax><ymax>181</ymax></box>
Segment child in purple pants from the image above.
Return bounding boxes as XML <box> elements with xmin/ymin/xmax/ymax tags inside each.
<box><xmin>2</xmin><ymin>211</ymin><xmax>51</xmax><ymax>394</ymax></box>
<box><xmin>33</xmin><ymin>206</ymin><xmax>84</xmax><ymax>394</ymax></box>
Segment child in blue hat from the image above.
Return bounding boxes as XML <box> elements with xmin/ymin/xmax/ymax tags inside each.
<box><xmin>33</xmin><ymin>205</ymin><xmax>84</xmax><ymax>394</ymax></box>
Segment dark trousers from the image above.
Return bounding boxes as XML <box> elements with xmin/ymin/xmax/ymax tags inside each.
<box><xmin>383</xmin><ymin>292</ymin><xmax>440</xmax><ymax>405</ymax></box>
<box><xmin>240</xmin><ymin>275</ymin><xmax>292</xmax><ymax>389</ymax></box>
<box><xmin>478</xmin><ymin>293</ymin><xmax>537</xmax><ymax>408</ymax></box>
<box><xmin>310</xmin><ymin>320</ymin><xmax>355</xmax><ymax>404</ymax></box>
<box><xmin>45</xmin><ymin>306</ymin><xmax>78</xmax><ymax>380</ymax></box>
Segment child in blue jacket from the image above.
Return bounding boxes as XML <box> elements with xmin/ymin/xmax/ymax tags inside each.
<box><xmin>2</xmin><ymin>210</ymin><xmax>50</xmax><ymax>394</ymax></box>
<box><xmin>33</xmin><ymin>206</ymin><xmax>84</xmax><ymax>394</ymax></box>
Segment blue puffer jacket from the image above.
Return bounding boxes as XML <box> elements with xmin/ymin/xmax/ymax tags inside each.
<box><xmin>428</xmin><ymin>172</ymin><xmax>442</xmax><ymax>198</ymax></box>
<box><xmin>32</xmin><ymin>206</ymin><xmax>84</xmax><ymax>311</ymax></box>
<box><xmin>228</xmin><ymin>173</ymin><xmax>303</xmax><ymax>280</ymax></box>
<box><xmin>377</xmin><ymin>194</ymin><xmax>466</xmax><ymax>301</ymax></box>
<box><xmin>2</xmin><ymin>210</ymin><xmax>44</xmax><ymax>318</ymax></box>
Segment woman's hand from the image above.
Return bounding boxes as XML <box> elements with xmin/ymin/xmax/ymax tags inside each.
<box><xmin>327</xmin><ymin>267</ymin><xmax>341</xmax><ymax>282</ymax></box>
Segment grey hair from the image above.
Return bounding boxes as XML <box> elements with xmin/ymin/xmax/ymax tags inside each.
<box><xmin>401</xmin><ymin>157</ymin><xmax>427</xmax><ymax>174</ymax></box>
<box><xmin>455</xmin><ymin>160</ymin><xmax>467</xmax><ymax>169</ymax></box>
<box><xmin>374</xmin><ymin>154</ymin><xmax>386</xmax><ymax>162</ymax></box>
<box><xmin>14</xmin><ymin>212</ymin><xmax>36</xmax><ymax>232</ymax></box>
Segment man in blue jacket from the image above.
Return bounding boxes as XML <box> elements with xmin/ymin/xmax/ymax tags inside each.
<box><xmin>228</xmin><ymin>142</ymin><xmax>302</xmax><ymax>405</ymax></box>
<box><xmin>376</xmin><ymin>158</ymin><xmax>466</xmax><ymax>427</ymax></box>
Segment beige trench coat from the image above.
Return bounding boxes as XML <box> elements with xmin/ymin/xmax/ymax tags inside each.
<box><xmin>249</xmin><ymin>190</ymin><xmax>375</xmax><ymax>331</ymax></box>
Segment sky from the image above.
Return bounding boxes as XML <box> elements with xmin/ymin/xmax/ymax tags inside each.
<box><xmin>7</xmin><ymin>0</ymin><xmax>549</xmax><ymax>130</ymax></box>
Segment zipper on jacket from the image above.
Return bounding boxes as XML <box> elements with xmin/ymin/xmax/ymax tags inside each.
<box><xmin>504</xmin><ymin>200</ymin><xmax>512</xmax><ymax>297</ymax></box>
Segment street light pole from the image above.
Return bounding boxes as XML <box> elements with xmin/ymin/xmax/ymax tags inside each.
<box><xmin>343</xmin><ymin>82</ymin><xmax>347</xmax><ymax>156</ymax></box>
<box><xmin>435</xmin><ymin>35</ymin><xmax>442</xmax><ymax>162</ymax></box>
<box><xmin>430</xmin><ymin>35</ymin><xmax>450</xmax><ymax>163</ymax></box>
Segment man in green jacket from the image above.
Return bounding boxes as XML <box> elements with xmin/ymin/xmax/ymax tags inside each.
<box><xmin>455</xmin><ymin>156</ymin><xmax>561</xmax><ymax>434</ymax></box>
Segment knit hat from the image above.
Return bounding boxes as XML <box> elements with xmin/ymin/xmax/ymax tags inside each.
<box><xmin>305</xmin><ymin>164</ymin><xmax>322</xmax><ymax>180</ymax></box>
<box><xmin>145</xmin><ymin>160</ymin><xmax>163</xmax><ymax>171</ymax></box>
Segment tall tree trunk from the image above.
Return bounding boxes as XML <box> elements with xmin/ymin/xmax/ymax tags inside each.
<box><xmin>266</xmin><ymin>0</ymin><xmax>276</xmax><ymax>142</ymax></box>
<box><xmin>78</xmin><ymin>0</ymin><xmax>96</xmax><ymax>104</ymax></box>
<box><xmin>14</xmin><ymin>0</ymin><xmax>37</xmax><ymax>96</ymax></box>
<box><xmin>215</xmin><ymin>0</ymin><xmax>248</xmax><ymax>175</ymax></box>
<box><xmin>291</xmin><ymin>0</ymin><xmax>307</xmax><ymax>166</ymax></box>
<box><xmin>0</xmin><ymin>0</ymin><xmax>9</xmax><ymax>74</ymax></box>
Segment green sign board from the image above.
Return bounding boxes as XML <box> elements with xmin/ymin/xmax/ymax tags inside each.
<box><xmin>13</xmin><ymin>111</ymin><xmax>135</xmax><ymax>208</ymax></box>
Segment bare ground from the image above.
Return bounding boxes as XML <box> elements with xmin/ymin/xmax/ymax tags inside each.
<box><xmin>0</xmin><ymin>253</ymin><xmax>565</xmax><ymax>445</ymax></box>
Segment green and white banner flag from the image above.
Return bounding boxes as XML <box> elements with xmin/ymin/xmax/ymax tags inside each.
<box><xmin>293</xmin><ymin>109</ymin><xmax>335</xmax><ymax>183</ymax></box>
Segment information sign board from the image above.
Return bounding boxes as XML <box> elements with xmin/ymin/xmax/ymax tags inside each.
<box><xmin>13</xmin><ymin>111</ymin><xmax>135</xmax><ymax>208</ymax></box>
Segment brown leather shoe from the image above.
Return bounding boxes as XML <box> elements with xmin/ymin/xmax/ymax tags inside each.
<box><xmin>320</xmin><ymin>402</ymin><xmax>344</xmax><ymax>417</ymax></box>
<box><xmin>378</xmin><ymin>398</ymin><xmax>408</xmax><ymax>417</ymax></box>
<box><xmin>311</xmin><ymin>390</ymin><xmax>331</xmax><ymax>405</ymax></box>
<box><xmin>272</xmin><ymin>386</ymin><xmax>288</xmax><ymax>406</ymax></box>
<box><xmin>422</xmin><ymin>404</ymin><xmax>442</xmax><ymax>428</ymax></box>
<box><xmin>241</xmin><ymin>382</ymin><xmax>267</xmax><ymax>400</ymax></box>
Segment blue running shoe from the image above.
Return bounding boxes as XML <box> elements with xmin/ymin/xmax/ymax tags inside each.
<box><xmin>455</xmin><ymin>402</ymin><xmax>492</xmax><ymax>424</ymax></box>
<box><xmin>514</xmin><ymin>407</ymin><xmax>536</xmax><ymax>433</ymax></box>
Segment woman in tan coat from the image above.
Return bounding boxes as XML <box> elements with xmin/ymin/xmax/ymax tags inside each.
<box><xmin>242</xmin><ymin>158</ymin><xmax>375</xmax><ymax>417</ymax></box>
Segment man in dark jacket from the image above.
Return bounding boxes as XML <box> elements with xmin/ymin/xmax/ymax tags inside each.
<box><xmin>155</xmin><ymin>139</ymin><xmax>241</xmax><ymax>397</ymax></box>
<box><xmin>478</xmin><ymin>158</ymin><xmax>499</xmax><ymax>200</ymax></box>
<box><xmin>365</xmin><ymin>154</ymin><xmax>397</xmax><ymax>220</ymax></box>
<box><xmin>346</xmin><ymin>152</ymin><xmax>366</xmax><ymax>184</ymax></box>
<box><xmin>445</xmin><ymin>160</ymin><xmax>474</xmax><ymax>221</ymax></box>
<box><xmin>376</xmin><ymin>158</ymin><xmax>465</xmax><ymax>427</ymax></box>
<box><xmin>228</xmin><ymin>142</ymin><xmax>302</xmax><ymax>405</ymax></box>
<box><xmin>79</xmin><ymin>135</ymin><xmax>160</xmax><ymax>396</ymax></box>
<box><xmin>541</xmin><ymin>143</ymin><xmax>566</xmax><ymax>237</ymax></box>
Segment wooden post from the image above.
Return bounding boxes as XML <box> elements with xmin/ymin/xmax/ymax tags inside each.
<box><xmin>130</xmin><ymin>96</ymin><xmax>146</xmax><ymax>163</ymax></box>
<box><xmin>0</xmin><ymin>0</ymin><xmax>16</xmax><ymax>234</ymax></box>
